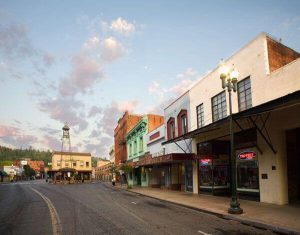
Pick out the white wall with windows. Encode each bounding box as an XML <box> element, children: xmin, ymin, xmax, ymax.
<box><xmin>164</xmin><ymin>91</ymin><xmax>192</xmax><ymax>154</ymax></box>
<box><xmin>168</xmin><ymin>32</ymin><xmax>300</xmax><ymax>204</ymax></box>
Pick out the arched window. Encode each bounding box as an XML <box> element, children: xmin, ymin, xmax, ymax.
<box><xmin>177</xmin><ymin>109</ymin><xmax>188</xmax><ymax>136</ymax></box>
<box><xmin>167</xmin><ymin>117</ymin><xmax>176</xmax><ymax>140</ymax></box>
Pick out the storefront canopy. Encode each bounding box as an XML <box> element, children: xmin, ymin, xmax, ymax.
<box><xmin>130</xmin><ymin>153</ymin><xmax>194</xmax><ymax>167</ymax></box>
<box><xmin>162</xmin><ymin>90</ymin><xmax>300</xmax><ymax>152</ymax></box>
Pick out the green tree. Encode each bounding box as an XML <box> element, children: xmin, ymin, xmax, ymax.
<box><xmin>23</xmin><ymin>165</ymin><xmax>35</xmax><ymax>178</ymax></box>
<box><xmin>119</xmin><ymin>163</ymin><xmax>133</xmax><ymax>188</ymax></box>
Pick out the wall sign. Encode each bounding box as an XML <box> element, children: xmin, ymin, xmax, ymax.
<box><xmin>200</xmin><ymin>159</ymin><xmax>211</xmax><ymax>165</ymax></box>
<box><xmin>238</xmin><ymin>151</ymin><xmax>256</xmax><ymax>160</ymax></box>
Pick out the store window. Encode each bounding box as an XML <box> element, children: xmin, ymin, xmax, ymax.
<box><xmin>212</xmin><ymin>91</ymin><xmax>227</xmax><ymax>122</ymax></box>
<box><xmin>197</xmin><ymin>141</ymin><xmax>230</xmax><ymax>194</ymax></box>
<box><xmin>236</xmin><ymin>149</ymin><xmax>259</xmax><ymax>192</ymax></box>
<box><xmin>238</xmin><ymin>77</ymin><xmax>252</xmax><ymax>112</ymax></box>
<box><xmin>196</xmin><ymin>103</ymin><xmax>204</xmax><ymax>128</ymax></box>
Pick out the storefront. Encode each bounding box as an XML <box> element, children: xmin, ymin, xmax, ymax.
<box><xmin>197</xmin><ymin>140</ymin><xmax>230</xmax><ymax>195</ymax></box>
<box><xmin>236</xmin><ymin>148</ymin><xmax>259</xmax><ymax>198</ymax></box>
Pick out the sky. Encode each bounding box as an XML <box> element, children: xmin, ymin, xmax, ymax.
<box><xmin>0</xmin><ymin>0</ymin><xmax>299</xmax><ymax>158</ymax></box>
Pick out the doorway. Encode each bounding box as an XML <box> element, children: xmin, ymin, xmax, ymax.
<box><xmin>286</xmin><ymin>128</ymin><xmax>300</xmax><ymax>203</ymax></box>
<box><xmin>185</xmin><ymin>162</ymin><xmax>193</xmax><ymax>192</ymax></box>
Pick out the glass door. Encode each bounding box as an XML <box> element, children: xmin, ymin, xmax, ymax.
<box><xmin>185</xmin><ymin>162</ymin><xmax>193</xmax><ymax>192</ymax></box>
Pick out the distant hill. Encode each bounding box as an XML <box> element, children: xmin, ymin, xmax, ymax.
<box><xmin>0</xmin><ymin>145</ymin><xmax>52</xmax><ymax>165</ymax></box>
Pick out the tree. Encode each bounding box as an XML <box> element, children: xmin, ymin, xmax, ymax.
<box><xmin>23</xmin><ymin>165</ymin><xmax>35</xmax><ymax>179</ymax></box>
<box><xmin>119</xmin><ymin>163</ymin><xmax>133</xmax><ymax>188</ymax></box>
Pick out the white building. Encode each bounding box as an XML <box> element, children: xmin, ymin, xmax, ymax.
<box><xmin>164</xmin><ymin>32</ymin><xmax>300</xmax><ymax>205</ymax></box>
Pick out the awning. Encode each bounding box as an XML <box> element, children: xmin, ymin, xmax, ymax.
<box><xmin>131</xmin><ymin>153</ymin><xmax>194</xmax><ymax>167</ymax></box>
<box><xmin>162</xmin><ymin>90</ymin><xmax>300</xmax><ymax>146</ymax></box>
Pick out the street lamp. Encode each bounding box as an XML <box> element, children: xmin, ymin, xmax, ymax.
<box><xmin>219</xmin><ymin>62</ymin><xmax>243</xmax><ymax>214</ymax></box>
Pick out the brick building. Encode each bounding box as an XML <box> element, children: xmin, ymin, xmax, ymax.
<box><xmin>114</xmin><ymin>111</ymin><xmax>141</xmax><ymax>166</ymax></box>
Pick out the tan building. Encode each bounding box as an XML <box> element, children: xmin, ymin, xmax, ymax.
<box><xmin>48</xmin><ymin>151</ymin><xmax>92</xmax><ymax>183</ymax></box>
<box><xmin>95</xmin><ymin>160</ymin><xmax>113</xmax><ymax>181</ymax></box>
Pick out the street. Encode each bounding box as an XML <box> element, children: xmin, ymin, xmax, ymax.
<box><xmin>0</xmin><ymin>181</ymin><xmax>276</xmax><ymax>235</ymax></box>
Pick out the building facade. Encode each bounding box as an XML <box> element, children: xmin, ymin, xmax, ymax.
<box><xmin>114</xmin><ymin>111</ymin><xmax>141</xmax><ymax>167</ymax></box>
<box><xmin>48</xmin><ymin>151</ymin><xmax>92</xmax><ymax>183</ymax></box>
<box><xmin>126</xmin><ymin>114</ymin><xmax>164</xmax><ymax>186</ymax></box>
<box><xmin>165</xmin><ymin>33</ymin><xmax>300</xmax><ymax>205</ymax></box>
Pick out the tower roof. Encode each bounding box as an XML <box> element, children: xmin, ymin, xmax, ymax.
<box><xmin>62</xmin><ymin>124</ymin><xmax>70</xmax><ymax>131</ymax></box>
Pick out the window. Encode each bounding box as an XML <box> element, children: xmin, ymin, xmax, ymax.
<box><xmin>238</xmin><ymin>77</ymin><xmax>252</xmax><ymax>111</ymax></box>
<box><xmin>65</xmin><ymin>161</ymin><xmax>69</xmax><ymax>167</ymax></box>
<box><xmin>129</xmin><ymin>143</ymin><xmax>132</xmax><ymax>157</ymax></box>
<box><xmin>139</xmin><ymin>136</ymin><xmax>143</xmax><ymax>152</ymax></box>
<box><xmin>57</xmin><ymin>160</ymin><xmax>61</xmax><ymax>166</ymax></box>
<box><xmin>212</xmin><ymin>91</ymin><xmax>227</xmax><ymax>122</ymax></box>
<box><xmin>177</xmin><ymin>110</ymin><xmax>188</xmax><ymax>136</ymax></box>
<box><xmin>134</xmin><ymin>140</ymin><xmax>137</xmax><ymax>154</ymax></box>
<box><xmin>86</xmin><ymin>162</ymin><xmax>89</xmax><ymax>167</ymax></box>
<box><xmin>170</xmin><ymin>122</ymin><xmax>175</xmax><ymax>138</ymax></box>
<box><xmin>73</xmin><ymin>162</ymin><xmax>76</xmax><ymax>167</ymax></box>
<box><xmin>167</xmin><ymin>117</ymin><xmax>176</xmax><ymax>140</ymax></box>
<box><xmin>181</xmin><ymin>115</ymin><xmax>187</xmax><ymax>135</ymax></box>
<box><xmin>196</xmin><ymin>103</ymin><xmax>204</xmax><ymax>128</ymax></box>
<box><xmin>80</xmin><ymin>161</ymin><xmax>84</xmax><ymax>167</ymax></box>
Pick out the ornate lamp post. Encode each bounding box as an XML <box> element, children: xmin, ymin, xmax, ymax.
<box><xmin>219</xmin><ymin>63</ymin><xmax>243</xmax><ymax>214</ymax></box>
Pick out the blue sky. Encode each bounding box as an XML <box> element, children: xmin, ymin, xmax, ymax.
<box><xmin>0</xmin><ymin>0</ymin><xmax>299</xmax><ymax>157</ymax></box>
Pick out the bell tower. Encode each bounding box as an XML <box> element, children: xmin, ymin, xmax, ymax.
<box><xmin>61</xmin><ymin>123</ymin><xmax>71</xmax><ymax>152</ymax></box>
<box><xmin>61</xmin><ymin>123</ymin><xmax>72</xmax><ymax>167</ymax></box>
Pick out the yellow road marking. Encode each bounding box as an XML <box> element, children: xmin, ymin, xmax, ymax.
<box><xmin>31</xmin><ymin>188</ymin><xmax>61</xmax><ymax>235</ymax></box>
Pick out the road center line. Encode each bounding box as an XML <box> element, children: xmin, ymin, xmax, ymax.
<box><xmin>197</xmin><ymin>230</ymin><xmax>211</xmax><ymax>235</ymax></box>
<box><xmin>31</xmin><ymin>188</ymin><xmax>61</xmax><ymax>235</ymax></box>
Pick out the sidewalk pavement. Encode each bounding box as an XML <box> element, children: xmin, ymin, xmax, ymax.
<box><xmin>108</xmin><ymin>182</ymin><xmax>300</xmax><ymax>235</ymax></box>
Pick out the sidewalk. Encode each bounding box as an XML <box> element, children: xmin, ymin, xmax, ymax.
<box><xmin>109</xmin><ymin>182</ymin><xmax>300</xmax><ymax>235</ymax></box>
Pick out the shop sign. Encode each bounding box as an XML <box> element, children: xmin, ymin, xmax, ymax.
<box><xmin>200</xmin><ymin>158</ymin><xmax>211</xmax><ymax>165</ymax></box>
<box><xmin>238</xmin><ymin>151</ymin><xmax>256</xmax><ymax>160</ymax></box>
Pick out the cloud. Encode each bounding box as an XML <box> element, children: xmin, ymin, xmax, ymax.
<box><xmin>0</xmin><ymin>125</ymin><xmax>38</xmax><ymax>148</ymax></box>
<box><xmin>59</xmin><ymin>54</ymin><xmax>104</xmax><ymax>96</ymax></box>
<box><xmin>43</xmin><ymin>53</ymin><xmax>55</xmax><ymax>67</ymax></box>
<box><xmin>167</xmin><ymin>79</ymin><xmax>196</xmax><ymax>96</ymax></box>
<box><xmin>38</xmin><ymin>97</ymin><xmax>88</xmax><ymax>132</ymax></box>
<box><xmin>110</xmin><ymin>17</ymin><xmax>135</xmax><ymax>35</ymax></box>
<box><xmin>88</xmin><ymin>105</ymin><xmax>102</xmax><ymax>118</ymax></box>
<box><xmin>0</xmin><ymin>23</ymin><xmax>36</xmax><ymax>59</ymax></box>
<box><xmin>83</xmin><ymin>36</ymin><xmax>100</xmax><ymax>50</ymax></box>
<box><xmin>101</xmin><ymin>37</ymin><xmax>124</xmax><ymax>62</ymax></box>
<box><xmin>0</xmin><ymin>125</ymin><xmax>19</xmax><ymax>137</ymax></box>
<box><xmin>176</xmin><ymin>68</ymin><xmax>198</xmax><ymax>79</ymax></box>
<box><xmin>42</xmin><ymin>135</ymin><xmax>61</xmax><ymax>151</ymax></box>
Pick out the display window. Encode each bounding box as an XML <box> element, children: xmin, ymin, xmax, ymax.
<box><xmin>199</xmin><ymin>159</ymin><xmax>213</xmax><ymax>187</ymax></box>
<box><xmin>236</xmin><ymin>149</ymin><xmax>259</xmax><ymax>193</ymax></box>
<box><xmin>199</xmin><ymin>157</ymin><xmax>230</xmax><ymax>189</ymax></box>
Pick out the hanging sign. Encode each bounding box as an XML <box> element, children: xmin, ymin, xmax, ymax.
<box><xmin>238</xmin><ymin>151</ymin><xmax>256</xmax><ymax>160</ymax></box>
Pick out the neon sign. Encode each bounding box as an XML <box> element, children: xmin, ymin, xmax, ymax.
<box><xmin>238</xmin><ymin>151</ymin><xmax>256</xmax><ymax>160</ymax></box>
<box><xmin>200</xmin><ymin>159</ymin><xmax>211</xmax><ymax>165</ymax></box>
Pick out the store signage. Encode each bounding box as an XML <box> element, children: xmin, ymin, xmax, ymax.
<box><xmin>200</xmin><ymin>159</ymin><xmax>211</xmax><ymax>165</ymax></box>
<box><xmin>238</xmin><ymin>151</ymin><xmax>256</xmax><ymax>160</ymax></box>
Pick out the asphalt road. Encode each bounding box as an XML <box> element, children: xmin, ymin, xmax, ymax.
<box><xmin>0</xmin><ymin>180</ymin><xmax>277</xmax><ymax>235</ymax></box>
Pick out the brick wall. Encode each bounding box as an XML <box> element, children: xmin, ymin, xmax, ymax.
<box><xmin>267</xmin><ymin>37</ymin><xmax>300</xmax><ymax>73</ymax></box>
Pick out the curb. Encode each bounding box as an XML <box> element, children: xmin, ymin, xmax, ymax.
<box><xmin>101</xmin><ymin>182</ymin><xmax>300</xmax><ymax>235</ymax></box>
